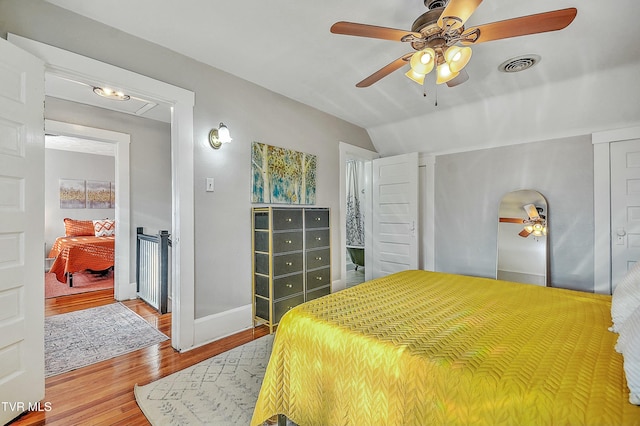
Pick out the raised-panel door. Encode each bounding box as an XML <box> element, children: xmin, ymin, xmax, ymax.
<box><xmin>611</xmin><ymin>139</ymin><xmax>640</xmax><ymax>291</ymax></box>
<box><xmin>0</xmin><ymin>37</ymin><xmax>45</xmax><ymax>425</ymax></box>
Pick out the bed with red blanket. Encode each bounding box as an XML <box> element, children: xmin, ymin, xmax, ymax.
<box><xmin>48</xmin><ymin>218</ymin><xmax>115</xmax><ymax>286</ymax></box>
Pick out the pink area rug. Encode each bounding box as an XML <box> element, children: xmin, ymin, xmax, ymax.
<box><xmin>45</xmin><ymin>270</ymin><xmax>113</xmax><ymax>298</ymax></box>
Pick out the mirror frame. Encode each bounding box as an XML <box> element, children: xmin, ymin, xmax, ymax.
<box><xmin>497</xmin><ymin>189</ymin><xmax>549</xmax><ymax>286</ymax></box>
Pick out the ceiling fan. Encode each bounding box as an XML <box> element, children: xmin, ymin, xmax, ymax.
<box><xmin>330</xmin><ymin>0</ymin><xmax>577</xmax><ymax>88</ymax></box>
<box><xmin>500</xmin><ymin>204</ymin><xmax>547</xmax><ymax>238</ymax></box>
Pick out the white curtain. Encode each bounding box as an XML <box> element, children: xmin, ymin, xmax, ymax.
<box><xmin>346</xmin><ymin>160</ymin><xmax>364</xmax><ymax>246</ymax></box>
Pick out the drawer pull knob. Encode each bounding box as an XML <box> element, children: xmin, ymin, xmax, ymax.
<box><xmin>316</xmin><ymin>237</ymin><xmax>322</xmax><ymax>241</ymax></box>
<box><xmin>286</xmin><ymin>284</ymin><xmax>292</xmax><ymax>288</ymax></box>
<box><xmin>285</xmin><ymin>262</ymin><xmax>293</xmax><ymax>266</ymax></box>
<box><xmin>286</xmin><ymin>218</ymin><xmax>292</xmax><ymax>222</ymax></box>
<box><xmin>287</xmin><ymin>306</ymin><xmax>292</xmax><ymax>311</ymax></box>
<box><xmin>316</xmin><ymin>277</ymin><xmax>322</xmax><ymax>281</ymax></box>
<box><xmin>315</xmin><ymin>217</ymin><xmax>321</xmax><ymax>221</ymax></box>
<box><xmin>315</xmin><ymin>257</ymin><xmax>322</xmax><ymax>261</ymax></box>
<box><xmin>285</xmin><ymin>240</ymin><xmax>292</xmax><ymax>244</ymax></box>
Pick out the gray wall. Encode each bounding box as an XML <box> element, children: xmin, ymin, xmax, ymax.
<box><xmin>0</xmin><ymin>0</ymin><xmax>376</xmax><ymax>319</ymax></box>
<box><xmin>434</xmin><ymin>135</ymin><xmax>594</xmax><ymax>292</ymax></box>
<box><xmin>44</xmin><ymin>148</ymin><xmax>115</xmax><ymax>249</ymax></box>
<box><xmin>44</xmin><ymin>97</ymin><xmax>172</xmax><ymax>283</ymax></box>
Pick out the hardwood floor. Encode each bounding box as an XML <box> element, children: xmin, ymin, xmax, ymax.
<box><xmin>12</xmin><ymin>289</ymin><xmax>268</xmax><ymax>425</ymax></box>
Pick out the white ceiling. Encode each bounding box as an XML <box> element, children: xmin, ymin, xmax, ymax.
<box><xmin>44</xmin><ymin>0</ymin><xmax>640</xmax><ymax>153</ymax></box>
<box><xmin>46</xmin><ymin>74</ymin><xmax>171</xmax><ymax>123</ymax></box>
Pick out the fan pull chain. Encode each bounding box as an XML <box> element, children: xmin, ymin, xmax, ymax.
<box><xmin>434</xmin><ymin>82</ymin><xmax>438</xmax><ymax>106</ymax></box>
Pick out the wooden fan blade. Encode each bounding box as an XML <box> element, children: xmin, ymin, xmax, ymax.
<box><xmin>331</xmin><ymin>21</ymin><xmax>422</xmax><ymax>42</ymax></box>
<box><xmin>461</xmin><ymin>8</ymin><xmax>577</xmax><ymax>45</ymax></box>
<box><xmin>446</xmin><ymin>69</ymin><xmax>469</xmax><ymax>87</ymax></box>
<box><xmin>500</xmin><ymin>217</ymin><xmax>525</xmax><ymax>224</ymax></box>
<box><xmin>356</xmin><ymin>53</ymin><xmax>413</xmax><ymax>88</ymax></box>
<box><xmin>519</xmin><ymin>228</ymin><xmax>531</xmax><ymax>238</ymax></box>
<box><xmin>438</xmin><ymin>0</ymin><xmax>483</xmax><ymax>29</ymax></box>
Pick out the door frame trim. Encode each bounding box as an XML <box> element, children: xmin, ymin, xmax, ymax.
<box><xmin>45</xmin><ymin>120</ymin><xmax>132</xmax><ymax>299</ymax></box>
<box><xmin>9</xmin><ymin>34</ymin><xmax>196</xmax><ymax>351</ymax></box>
<box><xmin>593</xmin><ymin>126</ymin><xmax>640</xmax><ymax>294</ymax></box>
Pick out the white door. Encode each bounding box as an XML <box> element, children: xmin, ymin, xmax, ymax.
<box><xmin>611</xmin><ymin>139</ymin><xmax>640</xmax><ymax>291</ymax></box>
<box><xmin>371</xmin><ymin>153</ymin><xmax>419</xmax><ymax>279</ymax></box>
<box><xmin>0</xmin><ymin>38</ymin><xmax>45</xmax><ymax>423</ymax></box>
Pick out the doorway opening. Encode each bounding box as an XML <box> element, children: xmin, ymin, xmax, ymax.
<box><xmin>338</xmin><ymin>142</ymin><xmax>378</xmax><ymax>291</ymax></box>
<box><xmin>44</xmin><ymin>136</ymin><xmax>115</xmax><ymax>298</ymax></box>
<box><xmin>10</xmin><ymin>33</ymin><xmax>195</xmax><ymax>351</ymax></box>
<box><xmin>44</xmin><ymin>121</ymin><xmax>130</xmax><ymax>300</ymax></box>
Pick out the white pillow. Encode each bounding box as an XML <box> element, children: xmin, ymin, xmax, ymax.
<box><xmin>93</xmin><ymin>219</ymin><xmax>115</xmax><ymax>237</ymax></box>
<box><xmin>611</xmin><ymin>261</ymin><xmax>640</xmax><ymax>333</ymax></box>
<box><xmin>619</xmin><ymin>304</ymin><xmax>640</xmax><ymax>405</ymax></box>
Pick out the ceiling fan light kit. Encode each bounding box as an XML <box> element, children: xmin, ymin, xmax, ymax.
<box><xmin>330</xmin><ymin>0</ymin><xmax>577</xmax><ymax>89</ymax></box>
<box><xmin>435</xmin><ymin>62</ymin><xmax>459</xmax><ymax>84</ymax></box>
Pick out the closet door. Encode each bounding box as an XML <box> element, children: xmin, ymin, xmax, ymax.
<box><xmin>611</xmin><ymin>139</ymin><xmax>640</xmax><ymax>291</ymax></box>
<box><xmin>371</xmin><ymin>153</ymin><xmax>419</xmax><ymax>279</ymax></box>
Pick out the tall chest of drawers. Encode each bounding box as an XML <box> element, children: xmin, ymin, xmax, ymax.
<box><xmin>252</xmin><ymin>207</ymin><xmax>331</xmax><ymax>333</ymax></box>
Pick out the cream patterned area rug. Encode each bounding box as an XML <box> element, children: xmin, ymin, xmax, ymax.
<box><xmin>135</xmin><ymin>334</ymin><xmax>276</xmax><ymax>425</ymax></box>
<box><xmin>45</xmin><ymin>302</ymin><xmax>169</xmax><ymax>377</ymax></box>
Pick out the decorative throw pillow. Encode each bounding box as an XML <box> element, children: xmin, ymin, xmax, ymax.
<box><xmin>93</xmin><ymin>219</ymin><xmax>115</xmax><ymax>237</ymax></box>
<box><xmin>611</xmin><ymin>261</ymin><xmax>640</xmax><ymax>333</ymax></box>
<box><xmin>63</xmin><ymin>218</ymin><xmax>95</xmax><ymax>237</ymax></box>
<box><xmin>620</xmin><ymin>304</ymin><xmax>640</xmax><ymax>405</ymax></box>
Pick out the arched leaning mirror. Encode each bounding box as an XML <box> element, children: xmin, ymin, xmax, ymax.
<box><xmin>497</xmin><ymin>189</ymin><xmax>549</xmax><ymax>286</ymax></box>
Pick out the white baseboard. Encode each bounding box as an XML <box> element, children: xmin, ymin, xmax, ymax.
<box><xmin>332</xmin><ymin>279</ymin><xmax>345</xmax><ymax>292</ymax></box>
<box><xmin>114</xmin><ymin>281</ymin><xmax>138</xmax><ymax>301</ymax></box>
<box><xmin>193</xmin><ymin>304</ymin><xmax>253</xmax><ymax>349</ymax></box>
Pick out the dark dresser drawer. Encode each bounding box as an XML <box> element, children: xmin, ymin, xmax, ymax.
<box><xmin>305</xmin><ymin>209</ymin><xmax>329</xmax><ymax>229</ymax></box>
<box><xmin>254</xmin><ymin>211</ymin><xmax>269</xmax><ymax>230</ymax></box>
<box><xmin>306</xmin><ymin>229</ymin><xmax>329</xmax><ymax>250</ymax></box>
<box><xmin>273</xmin><ymin>252</ymin><xmax>303</xmax><ymax>276</ymax></box>
<box><xmin>306</xmin><ymin>248</ymin><xmax>330</xmax><ymax>270</ymax></box>
<box><xmin>273</xmin><ymin>231</ymin><xmax>303</xmax><ymax>253</ymax></box>
<box><xmin>254</xmin><ymin>274</ymin><xmax>270</xmax><ymax>298</ymax></box>
<box><xmin>254</xmin><ymin>230</ymin><xmax>269</xmax><ymax>252</ymax></box>
<box><xmin>273</xmin><ymin>209</ymin><xmax>303</xmax><ymax>230</ymax></box>
<box><xmin>254</xmin><ymin>296</ymin><xmax>270</xmax><ymax>321</ymax></box>
<box><xmin>254</xmin><ymin>252</ymin><xmax>269</xmax><ymax>275</ymax></box>
<box><xmin>307</xmin><ymin>266</ymin><xmax>330</xmax><ymax>291</ymax></box>
<box><xmin>273</xmin><ymin>273</ymin><xmax>304</xmax><ymax>300</ymax></box>
<box><xmin>306</xmin><ymin>285</ymin><xmax>330</xmax><ymax>301</ymax></box>
<box><xmin>274</xmin><ymin>294</ymin><xmax>305</xmax><ymax>323</ymax></box>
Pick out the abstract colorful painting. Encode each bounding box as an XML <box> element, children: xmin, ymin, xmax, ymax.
<box><xmin>110</xmin><ymin>182</ymin><xmax>116</xmax><ymax>208</ymax></box>
<box><xmin>86</xmin><ymin>180</ymin><xmax>112</xmax><ymax>209</ymax></box>
<box><xmin>251</xmin><ymin>142</ymin><xmax>316</xmax><ymax>204</ymax></box>
<box><xmin>59</xmin><ymin>179</ymin><xmax>86</xmax><ymax>209</ymax></box>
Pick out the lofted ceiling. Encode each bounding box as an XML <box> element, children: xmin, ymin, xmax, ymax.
<box><xmin>44</xmin><ymin>0</ymin><xmax>640</xmax><ymax>154</ymax></box>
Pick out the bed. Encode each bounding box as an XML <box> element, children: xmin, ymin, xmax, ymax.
<box><xmin>48</xmin><ymin>218</ymin><xmax>115</xmax><ymax>286</ymax></box>
<box><xmin>251</xmin><ymin>270</ymin><xmax>640</xmax><ymax>425</ymax></box>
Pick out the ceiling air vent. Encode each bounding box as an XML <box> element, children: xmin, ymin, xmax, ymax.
<box><xmin>498</xmin><ymin>55</ymin><xmax>541</xmax><ymax>73</ymax></box>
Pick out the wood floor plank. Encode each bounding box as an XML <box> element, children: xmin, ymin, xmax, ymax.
<box><xmin>12</xmin><ymin>290</ymin><xmax>269</xmax><ymax>425</ymax></box>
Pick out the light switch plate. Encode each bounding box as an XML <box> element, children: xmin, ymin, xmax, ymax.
<box><xmin>206</xmin><ymin>177</ymin><xmax>214</xmax><ymax>192</ymax></box>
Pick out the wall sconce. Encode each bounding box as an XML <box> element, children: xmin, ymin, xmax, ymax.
<box><xmin>209</xmin><ymin>122</ymin><xmax>232</xmax><ymax>149</ymax></box>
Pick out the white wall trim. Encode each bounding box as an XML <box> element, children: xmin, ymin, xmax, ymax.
<box><xmin>592</xmin><ymin>126</ymin><xmax>640</xmax><ymax>294</ymax></box>
<box><xmin>44</xmin><ymin>120</ymin><xmax>134</xmax><ymax>299</ymax></box>
<box><xmin>10</xmin><ymin>34</ymin><xmax>196</xmax><ymax>351</ymax></box>
<box><xmin>419</xmin><ymin>154</ymin><xmax>436</xmax><ymax>271</ymax></box>
<box><xmin>193</xmin><ymin>304</ymin><xmax>253</xmax><ymax>349</ymax></box>
<box><xmin>338</xmin><ymin>142</ymin><xmax>379</xmax><ymax>291</ymax></box>
<box><xmin>593</xmin><ymin>126</ymin><xmax>640</xmax><ymax>145</ymax></box>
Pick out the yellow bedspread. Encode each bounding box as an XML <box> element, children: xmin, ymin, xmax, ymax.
<box><xmin>251</xmin><ymin>270</ymin><xmax>640</xmax><ymax>425</ymax></box>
